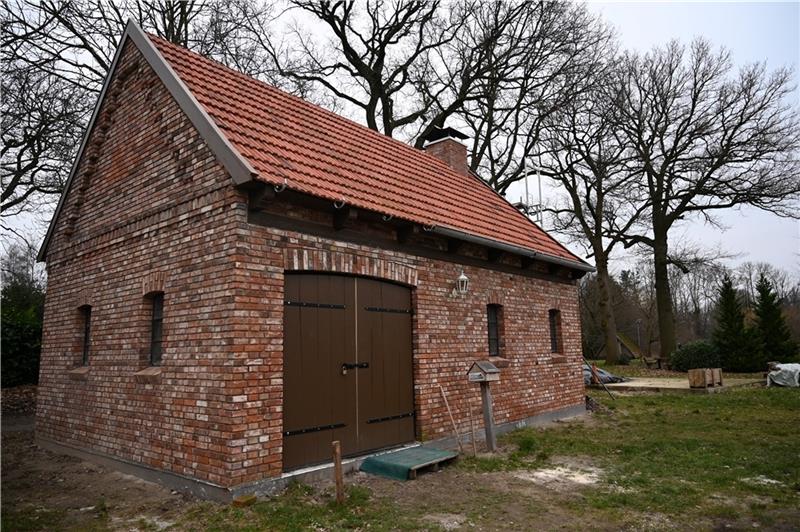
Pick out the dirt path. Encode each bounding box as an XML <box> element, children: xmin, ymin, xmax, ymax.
<box><xmin>1</xmin><ymin>427</ymin><xmax>193</xmax><ymax>530</ymax></box>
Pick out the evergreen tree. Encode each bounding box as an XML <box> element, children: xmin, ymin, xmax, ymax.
<box><xmin>712</xmin><ymin>274</ymin><xmax>763</xmax><ymax>372</ymax></box>
<box><xmin>1</xmin><ymin>242</ymin><xmax>46</xmax><ymax>387</ymax></box>
<box><xmin>753</xmin><ymin>274</ymin><xmax>799</xmax><ymax>362</ymax></box>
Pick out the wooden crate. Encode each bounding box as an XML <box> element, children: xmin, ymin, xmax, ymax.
<box><xmin>688</xmin><ymin>368</ymin><xmax>724</xmax><ymax>388</ymax></box>
<box><xmin>688</xmin><ymin>369</ymin><xmax>708</xmax><ymax>388</ymax></box>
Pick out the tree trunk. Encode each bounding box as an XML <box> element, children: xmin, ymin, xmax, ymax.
<box><xmin>595</xmin><ymin>254</ymin><xmax>621</xmax><ymax>364</ymax></box>
<box><xmin>653</xmin><ymin>232</ymin><xmax>676</xmax><ymax>360</ymax></box>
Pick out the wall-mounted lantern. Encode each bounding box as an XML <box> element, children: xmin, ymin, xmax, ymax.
<box><xmin>454</xmin><ymin>270</ymin><xmax>469</xmax><ymax>296</ymax></box>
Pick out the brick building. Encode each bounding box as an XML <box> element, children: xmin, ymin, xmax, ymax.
<box><xmin>36</xmin><ymin>21</ymin><xmax>593</xmax><ymax>499</ymax></box>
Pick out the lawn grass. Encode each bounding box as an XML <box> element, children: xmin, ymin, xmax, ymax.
<box><xmin>174</xmin><ymin>387</ymin><xmax>798</xmax><ymax>530</ymax></box>
<box><xmin>177</xmin><ymin>482</ymin><xmax>424</xmax><ymax>531</ymax></box>
<box><xmin>465</xmin><ymin>387</ymin><xmax>799</xmax><ymax>521</ymax></box>
<box><xmin>1</xmin><ymin>504</ymin><xmax>109</xmax><ymax>532</ymax></box>
<box><xmin>7</xmin><ymin>387</ymin><xmax>796</xmax><ymax>530</ymax></box>
<box><xmin>177</xmin><ymin>387</ymin><xmax>798</xmax><ymax>529</ymax></box>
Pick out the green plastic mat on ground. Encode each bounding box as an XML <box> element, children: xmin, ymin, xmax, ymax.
<box><xmin>359</xmin><ymin>447</ymin><xmax>458</xmax><ymax>481</ymax></box>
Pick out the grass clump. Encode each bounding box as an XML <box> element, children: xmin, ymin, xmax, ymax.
<box><xmin>0</xmin><ymin>508</ymin><xmax>67</xmax><ymax>532</ymax></box>
<box><xmin>182</xmin><ymin>481</ymin><xmax>421</xmax><ymax>531</ymax></box>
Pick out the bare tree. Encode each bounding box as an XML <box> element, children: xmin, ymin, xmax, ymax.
<box><xmin>264</xmin><ymin>0</ymin><xmax>602</xmax><ymax>158</ymax></box>
<box><xmin>668</xmin><ymin>247</ymin><xmax>731</xmax><ymax>341</ymax></box>
<box><xmin>736</xmin><ymin>261</ymin><xmax>794</xmax><ymax>305</ymax></box>
<box><xmin>537</xmin><ymin>66</ymin><xmax>645</xmax><ymax>363</ymax></box>
<box><xmin>462</xmin><ymin>2</ymin><xmax>613</xmax><ymax>193</ymax></box>
<box><xmin>1</xmin><ymin>66</ymin><xmax>90</xmax><ymax>217</ymax></box>
<box><xmin>1</xmin><ymin>0</ymin><xmax>277</xmax><ymax>221</ymax></box>
<box><xmin>613</xmin><ymin>39</ymin><xmax>800</xmax><ymax>359</ymax></box>
<box><xmin>411</xmin><ymin>0</ymin><xmax>532</xmax><ymax>150</ymax></box>
<box><xmin>617</xmin><ymin>266</ymin><xmax>660</xmax><ymax>355</ymax></box>
<box><xmin>261</xmin><ymin>0</ymin><xmax>462</xmax><ymax>136</ymax></box>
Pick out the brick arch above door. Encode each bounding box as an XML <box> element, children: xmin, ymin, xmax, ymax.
<box><xmin>283</xmin><ymin>248</ymin><xmax>418</xmax><ymax>287</ymax></box>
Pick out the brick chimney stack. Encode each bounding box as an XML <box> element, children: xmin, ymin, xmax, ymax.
<box><xmin>421</xmin><ymin>127</ymin><xmax>469</xmax><ymax>176</ymax></box>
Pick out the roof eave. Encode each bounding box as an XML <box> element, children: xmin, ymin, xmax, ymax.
<box><xmin>37</xmin><ymin>19</ymin><xmax>257</xmax><ymax>262</ymax></box>
<box><xmin>431</xmin><ymin>225</ymin><xmax>595</xmax><ymax>274</ymax></box>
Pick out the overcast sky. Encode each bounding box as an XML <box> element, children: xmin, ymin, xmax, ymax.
<box><xmin>511</xmin><ymin>0</ymin><xmax>799</xmax><ymax>273</ymax></box>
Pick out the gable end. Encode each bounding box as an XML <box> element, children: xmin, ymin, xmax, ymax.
<box><xmin>37</xmin><ymin>20</ymin><xmax>257</xmax><ymax>262</ymax></box>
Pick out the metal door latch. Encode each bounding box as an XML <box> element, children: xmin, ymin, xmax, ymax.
<box><xmin>341</xmin><ymin>362</ymin><xmax>369</xmax><ymax>375</ymax></box>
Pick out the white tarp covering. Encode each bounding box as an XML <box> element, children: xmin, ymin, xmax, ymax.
<box><xmin>767</xmin><ymin>363</ymin><xmax>800</xmax><ymax>387</ymax></box>
<box><xmin>582</xmin><ymin>364</ymin><xmax>627</xmax><ymax>385</ymax></box>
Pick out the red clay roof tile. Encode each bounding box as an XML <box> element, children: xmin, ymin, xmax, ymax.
<box><xmin>151</xmin><ymin>35</ymin><xmax>584</xmax><ymax>264</ymax></box>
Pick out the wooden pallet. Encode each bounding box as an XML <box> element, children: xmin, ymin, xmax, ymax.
<box><xmin>360</xmin><ymin>447</ymin><xmax>458</xmax><ymax>481</ymax></box>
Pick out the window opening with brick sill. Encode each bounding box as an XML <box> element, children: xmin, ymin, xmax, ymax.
<box><xmin>488</xmin><ymin>356</ymin><xmax>511</xmax><ymax>368</ymax></box>
<box><xmin>148</xmin><ymin>292</ymin><xmax>164</xmax><ymax>366</ymax></box>
<box><xmin>79</xmin><ymin>304</ymin><xmax>92</xmax><ymax>366</ymax></box>
<box><xmin>67</xmin><ymin>366</ymin><xmax>90</xmax><ymax>381</ymax></box>
<box><xmin>548</xmin><ymin>309</ymin><xmax>563</xmax><ymax>354</ymax></box>
<box><xmin>134</xmin><ymin>366</ymin><xmax>162</xmax><ymax>384</ymax></box>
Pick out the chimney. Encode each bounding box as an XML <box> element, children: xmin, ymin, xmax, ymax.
<box><xmin>421</xmin><ymin>127</ymin><xmax>469</xmax><ymax>176</ymax></box>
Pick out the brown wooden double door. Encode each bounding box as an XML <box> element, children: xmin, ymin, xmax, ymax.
<box><xmin>282</xmin><ymin>273</ymin><xmax>415</xmax><ymax>471</ymax></box>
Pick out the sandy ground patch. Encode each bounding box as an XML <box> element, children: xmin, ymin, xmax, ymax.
<box><xmin>513</xmin><ymin>465</ymin><xmax>602</xmax><ymax>490</ymax></box>
<box><xmin>422</xmin><ymin>512</ymin><xmax>469</xmax><ymax>530</ymax></box>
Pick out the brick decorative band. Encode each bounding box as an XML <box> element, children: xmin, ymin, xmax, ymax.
<box><xmin>284</xmin><ymin>248</ymin><xmax>418</xmax><ymax>286</ymax></box>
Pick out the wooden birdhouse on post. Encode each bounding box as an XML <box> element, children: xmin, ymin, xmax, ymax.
<box><xmin>467</xmin><ymin>361</ymin><xmax>501</xmax><ymax>451</ymax></box>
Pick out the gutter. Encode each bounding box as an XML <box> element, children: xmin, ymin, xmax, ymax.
<box><xmin>431</xmin><ymin>226</ymin><xmax>596</xmax><ymax>273</ymax></box>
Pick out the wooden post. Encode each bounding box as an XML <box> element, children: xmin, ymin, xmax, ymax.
<box><xmin>480</xmin><ymin>381</ymin><xmax>497</xmax><ymax>452</ymax></box>
<box><xmin>332</xmin><ymin>440</ymin><xmax>344</xmax><ymax>504</ymax></box>
<box><xmin>469</xmin><ymin>405</ymin><xmax>478</xmax><ymax>456</ymax></box>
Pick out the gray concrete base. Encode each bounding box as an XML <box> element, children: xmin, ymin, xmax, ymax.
<box><xmin>37</xmin><ymin>403</ymin><xmax>586</xmax><ymax>501</ymax></box>
<box><xmin>36</xmin><ymin>437</ymin><xmax>232</xmax><ymax>502</ymax></box>
<box><xmin>422</xmin><ymin>403</ymin><xmax>586</xmax><ymax>453</ymax></box>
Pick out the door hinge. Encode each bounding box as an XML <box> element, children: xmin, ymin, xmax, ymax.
<box><xmin>366</xmin><ymin>411</ymin><xmax>415</xmax><ymax>424</ymax></box>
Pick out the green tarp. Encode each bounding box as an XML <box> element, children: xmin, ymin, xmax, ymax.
<box><xmin>360</xmin><ymin>447</ymin><xmax>458</xmax><ymax>481</ymax></box>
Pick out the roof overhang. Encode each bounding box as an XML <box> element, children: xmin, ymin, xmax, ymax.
<box><xmin>37</xmin><ymin>20</ymin><xmax>257</xmax><ymax>262</ymax></box>
<box><xmin>431</xmin><ymin>225</ymin><xmax>595</xmax><ymax>274</ymax></box>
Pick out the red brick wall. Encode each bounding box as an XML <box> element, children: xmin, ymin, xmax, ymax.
<box><xmin>38</xmin><ymin>39</ymin><xmax>584</xmax><ymax>490</ymax></box>
<box><xmin>230</xmin><ymin>223</ymin><xmax>584</xmax><ymax>483</ymax></box>
<box><xmin>37</xmin><ymin>41</ymin><xmax>251</xmax><ymax>487</ymax></box>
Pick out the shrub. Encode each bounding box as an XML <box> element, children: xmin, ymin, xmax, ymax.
<box><xmin>670</xmin><ymin>341</ymin><xmax>721</xmax><ymax>372</ymax></box>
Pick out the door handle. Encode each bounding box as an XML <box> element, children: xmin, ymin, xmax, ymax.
<box><xmin>341</xmin><ymin>362</ymin><xmax>369</xmax><ymax>375</ymax></box>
